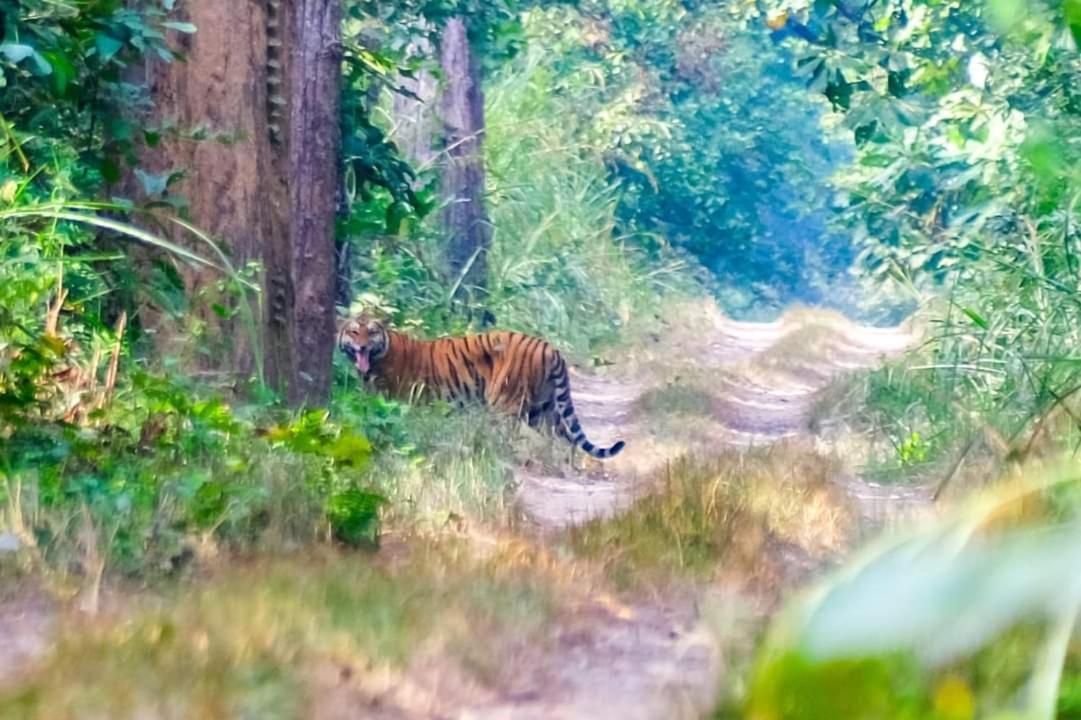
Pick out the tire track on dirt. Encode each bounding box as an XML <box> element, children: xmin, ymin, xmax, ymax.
<box><xmin>495</xmin><ymin>308</ymin><xmax>931</xmax><ymax>720</ymax></box>
<box><xmin>0</xmin><ymin>307</ymin><xmax>930</xmax><ymax>720</ymax></box>
<box><xmin>517</xmin><ymin>311</ymin><xmax>928</xmax><ymax>532</ymax></box>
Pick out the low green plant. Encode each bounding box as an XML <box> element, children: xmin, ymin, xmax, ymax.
<box><xmin>728</xmin><ymin>465</ymin><xmax>1081</xmax><ymax>719</ymax></box>
<box><xmin>1</xmin><ymin>363</ymin><xmax>385</xmax><ymax>577</ymax></box>
<box><xmin>330</xmin><ymin>356</ymin><xmax>523</xmax><ymax>527</ymax></box>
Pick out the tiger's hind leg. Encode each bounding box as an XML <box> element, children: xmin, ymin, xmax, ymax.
<box><xmin>551</xmin><ymin>413</ymin><xmax>581</xmax><ymax>471</ymax></box>
<box><xmin>525</xmin><ymin>400</ymin><xmax>569</xmax><ymax>468</ymax></box>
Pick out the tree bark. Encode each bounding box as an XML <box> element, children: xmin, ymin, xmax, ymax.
<box><xmin>131</xmin><ymin>0</ymin><xmax>341</xmax><ymax>406</ymax></box>
<box><xmin>392</xmin><ymin>30</ymin><xmax>439</xmax><ymax>171</ymax></box>
<box><xmin>284</xmin><ymin>0</ymin><xmax>342</xmax><ymax>405</ymax></box>
<box><xmin>132</xmin><ymin>1</ymin><xmax>284</xmax><ymax>382</ymax></box>
<box><xmin>439</xmin><ymin>16</ymin><xmax>491</xmax><ymax>296</ymax></box>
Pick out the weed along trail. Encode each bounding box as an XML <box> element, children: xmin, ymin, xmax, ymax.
<box><xmin>0</xmin><ymin>304</ymin><xmax>933</xmax><ymax>720</ymax></box>
<box><xmin>517</xmin><ymin>304</ymin><xmax>927</xmax><ymax>535</ymax></box>
<box><xmin>496</xmin><ymin>302</ymin><xmax>931</xmax><ymax>720</ymax></box>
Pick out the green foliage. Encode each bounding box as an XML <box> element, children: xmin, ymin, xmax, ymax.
<box><xmin>504</xmin><ymin>2</ymin><xmax>861</xmax><ymax>316</ymax></box>
<box><xmin>1</xmin><ymin>364</ymin><xmax>385</xmax><ymax>573</ymax></box>
<box><xmin>340</xmin><ymin>13</ymin><xmax>435</xmax><ymax>225</ymax></box>
<box><xmin>1</xmin><ymin>0</ymin><xmax>185</xmax><ymax>189</ymax></box>
<box><xmin>340</xmin><ymin>4</ymin><xmax>700</xmax><ymax>355</ymax></box>
<box><xmin>751</xmin><ymin>0</ymin><xmax>1081</xmax><ymax>466</ymax></box>
<box><xmin>483</xmin><ymin>26</ymin><xmax>697</xmax><ymax>352</ymax></box>
<box><xmin>349</xmin><ymin>0</ymin><xmax>524</xmax><ymax>64</ymax></box>
<box><xmin>737</xmin><ymin>652</ymin><xmax>929</xmax><ymax>720</ymax></box>
<box><xmin>736</xmin><ymin>470</ymin><xmax>1081</xmax><ymax>719</ymax></box>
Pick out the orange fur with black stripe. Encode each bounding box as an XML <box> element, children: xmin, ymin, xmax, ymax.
<box><xmin>337</xmin><ymin>314</ymin><xmax>625</xmax><ymax>459</ymax></box>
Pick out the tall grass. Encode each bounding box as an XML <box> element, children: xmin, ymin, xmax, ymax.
<box><xmin>844</xmin><ymin>209</ymin><xmax>1081</xmax><ymax>484</ymax></box>
<box><xmin>564</xmin><ymin>445</ymin><xmax>853</xmax><ymax>593</ymax></box>
<box><xmin>483</xmin><ymin>35</ymin><xmax>695</xmax><ymax>357</ymax></box>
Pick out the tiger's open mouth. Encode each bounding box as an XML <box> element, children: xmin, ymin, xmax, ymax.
<box><xmin>342</xmin><ymin>344</ymin><xmax>370</xmax><ymax>375</ymax></box>
<box><xmin>354</xmin><ymin>349</ymin><xmax>370</xmax><ymax>375</ymax></box>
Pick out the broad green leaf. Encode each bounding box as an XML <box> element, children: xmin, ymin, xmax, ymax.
<box><xmin>95</xmin><ymin>34</ymin><xmax>124</xmax><ymax>62</ymax></box>
<box><xmin>135</xmin><ymin>168</ymin><xmax>170</xmax><ymax>197</ymax></box>
<box><xmin>0</xmin><ymin>44</ymin><xmax>36</xmax><ymax>64</ymax></box>
<box><xmin>42</xmin><ymin>50</ymin><xmax>75</xmax><ymax>95</ymax></box>
<box><xmin>162</xmin><ymin>21</ymin><xmax>197</xmax><ymax>34</ymax></box>
<box><xmin>1067</xmin><ymin>0</ymin><xmax>1081</xmax><ymax>45</ymax></box>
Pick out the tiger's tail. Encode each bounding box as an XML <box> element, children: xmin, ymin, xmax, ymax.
<box><xmin>549</xmin><ymin>356</ymin><xmax>626</xmax><ymax>460</ymax></box>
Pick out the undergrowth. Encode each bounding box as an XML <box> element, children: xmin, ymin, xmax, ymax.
<box><xmin>0</xmin><ymin>541</ymin><xmax>558</xmax><ymax>719</ymax></box>
<box><xmin>565</xmin><ymin>445</ymin><xmax>853</xmax><ymax>593</ymax></box>
<box><xmin>1</xmin><ymin>365</ymin><xmax>386</xmax><ymax>581</ymax></box>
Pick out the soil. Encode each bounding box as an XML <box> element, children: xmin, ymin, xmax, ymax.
<box><xmin>473</xmin><ymin>304</ymin><xmax>931</xmax><ymax>719</ymax></box>
<box><xmin>0</xmin><ymin>303</ymin><xmax>933</xmax><ymax>719</ymax></box>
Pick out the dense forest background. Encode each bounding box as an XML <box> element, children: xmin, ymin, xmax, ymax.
<box><xmin>2</xmin><ymin>0</ymin><xmax>1081</xmax><ymax>717</ymax></box>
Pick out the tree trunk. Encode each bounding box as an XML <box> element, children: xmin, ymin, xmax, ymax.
<box><xmin>392</xmin><ymin>30</ymin><xmax>439</xmax><ymax>171</ymax></box>
<box><xmin>131</xmin><ymin>1</ymin><xmax>283</xmax><ymax>382</ymax></box>
<box><xmin>440</xmin><ymin>16</ymin><xmax>490</xmax><ymax>297</ymax></box>
<box><xmin>132</xmin><ymin>0</ymin><xmax>341</xmax><ymax>406</ymax></box>
<box><xmin>283</xmin><ymin>0</ymin><xmax>342</xmax><ymax>405</ymax></box>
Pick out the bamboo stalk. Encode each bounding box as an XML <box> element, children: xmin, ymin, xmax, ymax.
<box><xmin>100</xmin><ymin>311</ymin><xmax>127</xmax><ymax>408</ymax></box>
<box><xmin>44</xmin><ymin>288</ymin><xmax>67</xmax><ymax>338</ymax></box>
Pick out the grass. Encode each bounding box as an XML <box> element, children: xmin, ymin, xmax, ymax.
<box><xmin>0</xmin><ymin>540</ymin><xmax>560</xmax><ymax>720</ymax></box>
<box><xmin>564</xmin><ymin>445</ymin><xmax>854</xmax><ymax>594</ymax></box>
<box><xmin>483</xmin><ymin>36</ymin><xmax>696</xmax><ymax>359</ymax></box>
<box><xmin>807</xmin><ymin>358</ymin><xmax>1044</xmax><ymax>493</ymax></box>
<box><xmin>636</xmin><ymin>382</ymin><xmax>716</xmax><ymax>418</ymax></box>
<box><xmin>346</xmin><ymin>397</ymin><xmax>591</xmax><ymax>531</ymax></box>
<box><xmin>362</xmin><ymin>404</ymin><xmax>520</xmax><ymax>530</ymax></box>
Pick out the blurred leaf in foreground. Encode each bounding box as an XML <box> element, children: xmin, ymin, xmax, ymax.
<box><xmin>745</xmin><ymin>467</ymin><xmax>1081</xmax><ymax>719</ymax></box>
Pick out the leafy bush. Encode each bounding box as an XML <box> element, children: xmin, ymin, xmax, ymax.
<box><xmin>728</xmin><ymin>468</ymin><xmax>1081</xmax><ymax>719</ymax></box>
<box><xmin>757</xmin><ymin>0</ymin><xmax>1081</xmax><ymax>473</ymax></box>
<box><xmin>2</xmin><ymin>360</ymin><xmax>384</xmax><ymax>576</ymax></box>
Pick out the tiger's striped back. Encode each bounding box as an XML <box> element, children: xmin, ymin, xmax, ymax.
<box><xmin>338</xmin><ymin>317</ymin><xmax>625</xmax><ymax>460</ymax></box>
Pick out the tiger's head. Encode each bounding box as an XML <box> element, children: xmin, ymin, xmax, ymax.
<box><xmin>337</xmin><ymin>314</ymin><xmax>389</xmax><ymax>377</ymax></box>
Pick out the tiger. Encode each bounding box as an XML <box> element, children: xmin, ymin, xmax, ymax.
<box><xmin>337</xmin><ymin>314</ymin><xmax>626</xmax><ymax>460</ymax></box>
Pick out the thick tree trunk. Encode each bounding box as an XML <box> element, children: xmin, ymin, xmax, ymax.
<box><xmin>284</xmin><ymin>0</ymin><xmax>342</xmax><ymax>405</ymax></box>
<box><xmin>440</xmin><ymin>17</ymin><xmax>491</xmax><ymax>296</ymax></box>
<box><xmin>132</xmin><ymin>0</ymin><xmax>341</xmax><ymax>406</ymax></box>
<box><xmin>132</xmin><ymin>2</ymin><xmax>284</xmax><ymax>382</ymax></box>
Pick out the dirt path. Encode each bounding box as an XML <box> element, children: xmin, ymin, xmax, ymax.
<box><xmin>518</xmin><ymin>307</ymin><xmax>929</xmax><ymax>533</ymax></box>
<box><xmin>492</xmin><ymin>305</ymin><xmax>931</xmax><ymax>720</ymax></box>
<box><xmin>0</xmin><ymin>305</ymin><xmax>930</xmax><ymax>719</ymax></box>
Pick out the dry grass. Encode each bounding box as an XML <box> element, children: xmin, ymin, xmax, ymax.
<box><xmin>365</xmin><ymin>407</ymin><xmax>523</xmax><ymax>532</ymax></box>
<box><xmin>636</xmin><ymin>381</ymin><xmax>717</xmax><ymax>419</ymax></box>
<box><xmin>564</xmin><ymin>444</ymin><xmax>855</xmax><ymax>596</ymax></box>
<box><xmin>0</xmin><ymin>539</ymin><xmax>564</xmax><ymax>720</ymax></box>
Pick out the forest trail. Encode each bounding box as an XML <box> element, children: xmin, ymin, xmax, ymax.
<box><xmin>0</xmin><ymin>305</ymin><xmax>933</xmax><ymax>720</ymax></box>
<box><xmin>483</xmin><ymin>304</ymin><xmax>932</xmax><ymax>720</ymax></box>
<box><xmin>517</xmin><ymin>306</ymin><xmax>929</xmax><ymax>534</ymax></box>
